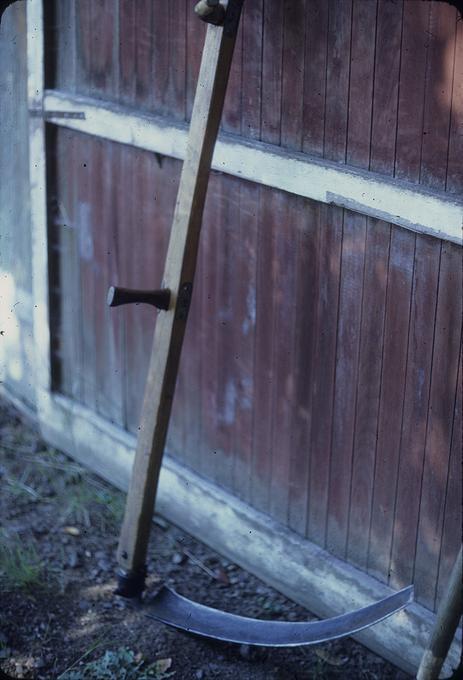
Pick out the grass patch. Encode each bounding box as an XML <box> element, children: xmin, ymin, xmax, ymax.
<box><xmin>59</xmin><ymin>647</ymin><xmax>174</xmax><ymax>680</ymax></box>
<box><xmin>0</xmin><ymin>535</ymin><xmax>43</xmax><ymax>592</ymax></box>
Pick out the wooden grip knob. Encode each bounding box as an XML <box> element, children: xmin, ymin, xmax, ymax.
<box><xmin>107</xmin><ymin>286</ymin><xmax>171</xmax><ymax>311</ymax></box>
<box><xmin>194</xmin><ymin>0</ymin><xmax>225</xmax><ymax>25</ymax></box>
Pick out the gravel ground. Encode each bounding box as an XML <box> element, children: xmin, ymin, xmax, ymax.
<box><xmin>0</xmin><ymin>398</ymin><xmax>410</xmax><ymax>679</ymax></box>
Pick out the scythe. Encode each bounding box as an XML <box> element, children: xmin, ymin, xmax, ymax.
<box><xmin>107</xmin><ymin>0</ymin><xmax>413</xmax><ymax>646</ymax></box>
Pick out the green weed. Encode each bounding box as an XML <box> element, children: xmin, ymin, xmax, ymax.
<box><xmin>59</xmin><ymin>647</ymin><xmax>174</xmax><ymax>680</ymax></box>
<box><xmin>0</xmin><ymin>537</ymin><xmax>43</xmax><ymax>591</ymax></box>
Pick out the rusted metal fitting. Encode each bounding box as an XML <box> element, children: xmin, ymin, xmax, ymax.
<box><xmin>194</xmin><ymin>0</ymin><xmax>226</xmax><ymax>26</ymax></box>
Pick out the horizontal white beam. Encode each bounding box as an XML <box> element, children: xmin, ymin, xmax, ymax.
<box><xmin>44</xmin><ymin>90</ymin><xmax>462</xmax><ymax>245</ymax></box>
<box><xmin>24</xmin><ymin>388</ymin><xmax>461</xmax><ymax>678</ymax></box>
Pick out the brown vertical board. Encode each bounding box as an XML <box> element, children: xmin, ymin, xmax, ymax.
<box><xmin>269</xmin><ymin>193</ymin><xmax>297</xmax><ymax>525</ymax></box>
<box><xmin>347</xmin><ymin>218</ymin><xmax>390</xmax><ymax>569</ymax></box>
<box><xmin>261</xmin><ymin>2</ymin><xmax>284</xmax><ymax>145</ymax></box>
<box><xmin>287</xmin><ymin>197</ymin><xmax>318</xmax><ymax>536</ymax></box>
<box><xmin>199</xmin><ymin>173</ymin><xmax>221</xmax><ymax>481</ymax></box>
<box><xmin>370</xmin><ymin>0</ymin><xmax>403</xmax><ymax>175</ymax></box>
<box><xmin>89</xmin><ymin>0</ymin><xmax>115</xmax><ymax>95</ymax></box>
<box><xmin>214</xmin><ymin>174</ymin><xmax>241</xmax><ymax>491</ymax></box>
<box><xmin>302</xmin><ymin>0</ymin><xmax>329</xmax><ymax>157</ymax></box>
<box><xmin>326</xmin><ymin>211</ymin><xmax>366</xmax><ymax>558</ymax></box>
<box><xmin>414</xmin><ymin>241</ymin><xmax>462</xmax><ymax>610</ymax></box>
<box><xmin>135</xmin><ymin>0</ymin><xmax>154</xmax><ymax>109</ymax></box>
<box><xmin>186</xmin><ymin>4</ymin><xmax>206</xmax><ymax>120</ymax></box>
<box><xmin>323</xmin><ymin>0</ymin><xmax>352</xmax><ymax>163</ymax></box>
<box><xmin>280</xmin><ymin>0</ymin><xmax>305</xmax><ymax>151</ymax></box>
<box><xmin>251</xmin><ymin>185</ymin><xmax>278</xmax><ymax>514</ymax></box>
<box><xmin>241</xmin><ymin>0</ymin><xmax>263</xmax><ymax>139</ymax></box>
<box><xmin>388</xmin><ymin>234</ymin><xmax>441</xmax><ymax>589</ymax></box>
<box><xmin>346</xmin><ymin>0</ymin><xmax>377</xmax><ymax>169</ymax></box>
<box><xmin>119</xmin><ymin>0</ymin><xmax>136</xmax><ymax>104</ymax></box>
<box><xmin>56</xmin><ymin>129</ymin><xmax>82</xmax><ymax>402</ymax></box>
<box><xmin>75</xmin><ymin>0</ymin><xmax>92</xmax><ymax>95</ymax></box>
<box><xmin>232</xmin><ymin>180</ymin><xmax>258</xmax><ymax>504</ymax></box>
<box><xmin>307</xmin><ymin>204</ymin><xmax>343</xmax><ymax>547</ymax></box>
<box><xmin>394</xmin><ymin>1</ymin><xmax>429</xmax><ymax>183</ymax></box>
<box><xmin>420</xmin><ymin>3</ymin><xmax>456</xmax><ymax>192</ymax></box>
<box><xmin>151</xmin><ymin>2</ymin><xmax>170</xmax><ymax>115</ymax></box>
<box><xmin>55</xmin><ymin>0</ymin><xmax>76</xmax><ymax>91</ymax></box>
<box><xmin>436</xmin><ymin>353</ymin><xmax>462</xmax><ymax>609</ymax></box>
<box><xmin>368</xmin><ymin>226</ymin><xmax>415</xmax><ymax>583</ymax></box>
<box><xmin>446</xmin><ymin>18</ymin><xmax>463</xmax><ymax>194</ymax></box>
<box><xmin>77</xmin><ymin>134</ymin><xmax>98</xmax><ymax>411</ymax></box>
<box><xmin>167</xmin><ymin>0</ymin><xmax>187</xmax><ymax>121</ymax></box>
<box><xmin>222</xmin><ymin>17</ymin><xmax>243</xmax><ymax>134</ymax></box>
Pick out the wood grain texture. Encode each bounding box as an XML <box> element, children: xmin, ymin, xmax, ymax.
<box><xmin>307</xmin><ymin>204</ymin><xmax>343</xmax><ymax>547</ymax></box>
<box><xmin>370</xmin><ymin>0</ymin><xmax>403</xmax><ymax>175</ymax></box>
<box><xmin>445</xmin><ymin>13</ymin><xmax>462</xmax><ymax>195</ymax></box>
<box><xmin>324</xmin><ymin>0</ymin><xmax>352</xmax><ymax>163</ymax></box>
<box><xmin>436</xmin><ymin>353</ymin><xmax>462</xmax><ymax>609</ymax></box>
<box><xmin>420</xmin><ymin>3</ymin><xmax>456</xmax><ymax>192</ymax></box>
<box><xmin>302</xmin><ymin>0</ymin><xmax>329</xmax><ymax>156</ymax></box>
<box><xmin>388</xmin><ymin>235</ymin><xmax>441</xmax><ymax>591</ymax></box>
<box><xmin>368</xmin><ymin>226</ymin><xmax>415</xmax><ymax>583</ymax></box>
<box><xmin>346</xmin><ymin>0</ymin><xmax>377</xmax><ymax>169</ymax></box>
<box><xmin>326</xmin><ymin>211</ymin><xmax>366</xmax><ymax>557</ymax></box>
<box><xmin>414</xmin><ymin>241</ymin><xmax>462</xmax><ymax>609</ymax></box>
<box><xmin>347</xmin><ymin>218</ymin><xmax>390</xmax><ymax>569</ymax></box>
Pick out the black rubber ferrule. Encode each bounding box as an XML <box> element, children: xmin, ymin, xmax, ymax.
<box><xmin>114</xmin><ymin>566</ymin><xmax>147</xmax><ymax>599</ymax></box>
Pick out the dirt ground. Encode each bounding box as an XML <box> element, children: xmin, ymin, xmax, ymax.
<box><xmin>0</xmin><ymin>398</ymin><xmax>410</xmax><ymax>679</ymax></box>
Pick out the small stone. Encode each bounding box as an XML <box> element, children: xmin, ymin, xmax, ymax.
<box><xmin>195</xmin><ymin>670</ymin><xmax>204</xmax><ymax>679</ymax></box>
<box><xmin>172</xmin><ymin>552</ymin><xmax>186</xmax><ymax>565</ymax></box>
<box><xmin>97</xmin><ymin>558</ymin><xmax>111</xmax><ymax>572</ymax></box>
<box><xmin>68</xmin><ymin>550</ymin><xmax>80</xmax><ymax>568</ymax></box>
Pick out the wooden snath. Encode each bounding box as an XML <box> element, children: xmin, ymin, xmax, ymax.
<box><xmin>113</xmin><ymin>0</ymin><xmax>245</xmax><ymax>595</ymax></box>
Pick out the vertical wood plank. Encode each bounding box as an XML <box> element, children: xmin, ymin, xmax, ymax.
<box><xmin>261</xmin><ymin>2</ymin><xmax>284</xmax><ymax>145</ymax></box>
<box><xmin>167</xmin><ymin>0</ymin><xmax>187</xmax><ymax>121</ymax></box>
<box><xmin>370</xmin><ymin>0</ymin><xmax>403</xmax><ymax>175</ymax></box>
<box><xmin>135</xmin><ymin>0</ymin><xmax>154</xmax><ymax>109</ymax></box>
<box><xmin>77</xmin><ymin>135</ymin><xmax>98</xmax><ymax>411</ymax></box>
<box><xmin>324</xmin><ymin>0</ymin><xmax>352</xmax><ymax>162</ymax></box>
<box><xmin>326</xmin><ymin>210</ymin><xmax>366</xmax><ymax>557</ymax></box>
<box><xmin>368</xmin><ymin>226</ymin><xmax>415</xmax><ymax>583</ymax></box>
<box><xmin>302</xmin><ymin>0</ymin><xmax>329</xmax><ymax>156</ymax></box>
<box><xmin>436</xmin><ymin>353</ymin><xmax>462</xmax><ymax>609</ymax></box>
<box><xmin>307</xmin><ymin>204</ymin><xmax>343</xmax><ymax>547</ymax></box>
<box><xmin>241</xmin><ymin>0</ymin><xmax>263</xmax><ymax>139</ymax></box>
<box><xmin>232</xmin><ymin>180</ymin><xmax>258</xmax><ymax>504</ymax></box>
<box><xmin>420</xmin><ymin>3</ymin><xmax>456</xmax><ymax>192</ymax></box>
<box><xmin>446</xmin><ymin>18</ymin><xmax>463</xmax><ymax>195</ymax></box>
<box><xmin>75</xmin><ymin>0</ymin><xmax>92</xmax><ymax>95</ymax></box>
<box><xmin>199</xmin><ymin>173</ymin><xmax>221</xmax><ymax>481</ymax></box>
<box><xmin>414</xmin><ymin>241</ymin><xmax>462</xmax><ymax>609</ymax></box>
<box><xmin>151</xmin><ymin>1</ymin><xmax>170</xmax><ymax>115</ymax></box>
<box><xmin>347</xmin><ymin>218</ymin><xmax>390</xmax><ymax>569</ymax></box>
<box><xmin>269</xmin><ymin>193</ymin><xmax>296</xmax><ymax>525</ymax></box>
<box><xmin>222</xmin><ymin>17</ymin><xmax>243</xmax><ymax>134</ymax></box>
<box><xmin>394</xmin><ymin>0</ymin><xmax>429</xmax><ymax>183</ymax></box>
<box><xmin>251</xmin><ymin>185</ymin><xmax>278</xmax><ymax>513</ymax></box>
<box><xmin>214</xmin><ymin>174</ymin><xmax>240</xmax><ymax>491</ymax></box>
<box><xmin>288</xmin><ymin>197</ymin><xmax>319</xmax><ymax>535</ymax></box>
<box><xmin>119</xmin><ymin>0</ymin><xmax>136</xmax><ymax>104</ymax></box>
<box><xmin>346</xmin><ymin>0</ymin><xmax>377</xmax><ymax>169</ymax></box>
<box><xmin>89</xmin><ymin>0</ymin><xmax>115</xmax><ymax>95</ymax></box>
<box><xmin>55</xmin><ymin>0</ymin><xmax>76</xmax><ymax>92</ymax></box>
<box><xmin>280</xmin><ymin>0</ymin><xmax>305</xmax><ymax>151</ymax></box>
<box><xmin>389</xmin><ymin>234</ymin><xmax>441</xmax><ymax>589</ymax></box>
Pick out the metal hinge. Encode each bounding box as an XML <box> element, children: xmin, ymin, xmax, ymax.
<box><xmin>29</xmin><ymin>109</ymin><xmax>86</xmax><ymax>120</ymax></box>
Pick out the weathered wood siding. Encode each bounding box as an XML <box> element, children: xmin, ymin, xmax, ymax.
<box><xmin>46</xmin><ymin>0</ymin><xmax>462</xmax><ymax>615</ymax></box>
<box><xmin>0</xmin><ymin>2</ymin><xmax>35</xmax><ymax>407</ymax></box>
<box><xmin>50</xmin><ymin>0</ymin><xmax>463</xmax><ymax>195</ymax></box>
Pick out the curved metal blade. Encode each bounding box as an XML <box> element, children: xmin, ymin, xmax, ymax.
<box><xmin>145</xmin><ymin>585</ymin><xmax>413</xmax><ymax>647</ymax></box>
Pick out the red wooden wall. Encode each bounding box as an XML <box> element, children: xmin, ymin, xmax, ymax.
<box><xmin>46</xmin><ymin>0</ymin><xmax>462</xmax><ymax>615</ymax></box>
